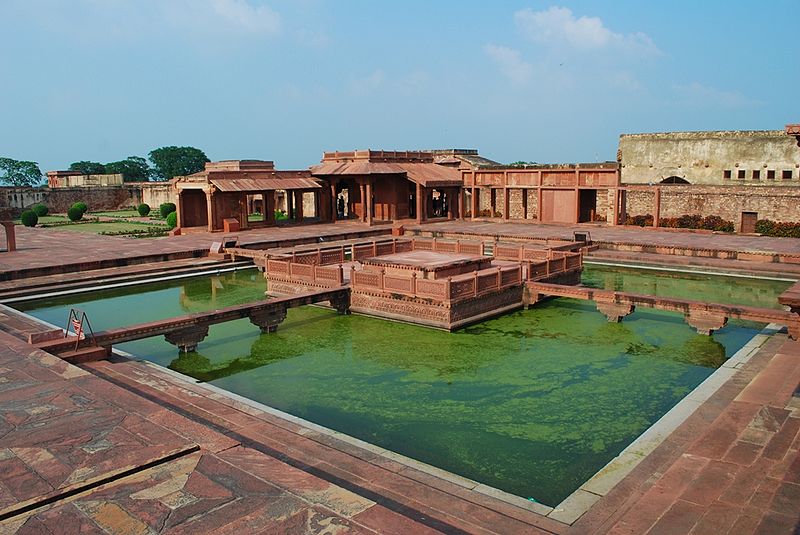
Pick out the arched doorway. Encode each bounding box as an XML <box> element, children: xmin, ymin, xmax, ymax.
<box><xmin>660</xmin><ymin>176</ymin><xmax>690</xmax><ymax>184</ymax></box>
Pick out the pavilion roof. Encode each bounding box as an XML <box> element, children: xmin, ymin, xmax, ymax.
<box><xmin>208</xmin><ymin>171</ymin><xmax>322</xmax><ymax>192</ymax></box>
<box><xmin>310</xmin><ymin>161</ymin><xmax>463</xmax><ymax>187</ymax></box>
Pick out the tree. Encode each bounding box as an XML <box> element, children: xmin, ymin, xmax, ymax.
<box><xmin>69</xmin><ymin>161</ymin><xmax>106</xmax><ymax>174</ymax></box>
<box><xmin>148</xmin><ymin>146</ymin><xmax>209</xmax><ymax>181</ymax></box>
<box><xmin>105</xmin><ymin>156</ymin><xmax>151</xmax><ymax>182</ymax></box>
<box><xmin>0</xmin><ymin>157</ymin><xmax>42</xmax><ymax>187</ymax></box>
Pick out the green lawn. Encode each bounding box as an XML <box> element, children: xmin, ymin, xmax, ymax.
<box><xmin>92</xmin><ymin>209</ymin><xmax>141</xmax><ymax>218</ymax></box>
<box><xmin>46</xmin><ymin>221</ymin><xmax>167</xmax><ymax>234</ymax></box>
<box><xmin>14</xmin><ymin>215</ymin><xmax>67</xmax><ymax>224</ymax></box>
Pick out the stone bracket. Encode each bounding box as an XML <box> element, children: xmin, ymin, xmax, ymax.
<box><xmin>164</xmin><ymin>324</ymin><xmax>210</xmax><ymax>353</ymax></box>
<box><xmin>249</xmin><ymin>307</ymin><xmax>288</xmax><ymax>333</ymax></box>
<box><xmin>330</xmin><ymin>294</ymin><xmax>351</xmax><ymax>315</ymax></box>
<box><xmin>596</xmin><ymin>301</ymin><xmax>635</xmax><ymax>323</ymax></box>
<box><xmin>686</xmin><ymin>311</ymin><xmax>728</xmax><ymax>336</ymax></box>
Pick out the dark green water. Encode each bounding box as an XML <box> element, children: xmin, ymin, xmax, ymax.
<box><xmin>14</xmin><ymin>266</ymin><xmax>791</xmax><ymax>505</ymax></box>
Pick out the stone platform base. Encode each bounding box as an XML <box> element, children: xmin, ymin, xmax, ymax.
<box><xmin>350</xmin><ymin>285</ymin><xmax>525</xmax><ymax>330</ymax></box>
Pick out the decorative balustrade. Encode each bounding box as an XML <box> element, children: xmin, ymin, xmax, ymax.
<box><xmin>350</xmin><ymin>264</ymin><xmax>522</xmax><ymax>303</ymax></box>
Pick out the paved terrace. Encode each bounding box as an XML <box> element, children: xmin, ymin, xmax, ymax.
<box><xmin>409</xmin><ymin>221</ymin><xmax>800</xmax><ymax>255</ymax></box>
<box><xmin>0</xmin><ymin>222</ymin><xmax>391</xmax><ymax>280</ymax></box>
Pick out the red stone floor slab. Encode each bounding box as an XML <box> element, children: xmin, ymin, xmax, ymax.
<box><xmin>0</xmin><ymin>332</ymin><xmax>199</xmax><ymax>519</ymax></box>
<box><xmin>0</xmin><ymin>325</ymin><xmax>558</xmax><ymax>534</ymax></box>
<box><xmin>0</xmin><ymin>222</ymin><xmax>389</xmax><ymax>278</ymax></box>
<box><xmin>85</xmin><ymin>357</ymin><xmax>562</xmax><ymax>534</ymax></box>
<box><xmin>569</xmin><ymin>335</ymin><xmax>800</xmax><ymax>534</ymax></box>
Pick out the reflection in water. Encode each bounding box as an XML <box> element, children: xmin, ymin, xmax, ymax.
<box><xmin>13</xmin><ymin>267</ymin><xmax>783</xmax><ymax>506</ymax></box>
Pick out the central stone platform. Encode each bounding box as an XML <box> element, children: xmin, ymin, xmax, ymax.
<box><xmin>361</xmin><ymin>250</ymin><xmax>492</xmax><ymax>279</ymax></box>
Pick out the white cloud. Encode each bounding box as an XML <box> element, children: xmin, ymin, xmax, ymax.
<box><xmin>515</xmin><ymin>6</ymin><xmax>658</xmax><ymax>55</ymax></box>
<box><xmin>672</xmin><ymin>82</ymin><xmax>756</xmax><ymax>108</ymax></box>
<box><xmin>208</xmin><ymin>0</ymin><xmax>280</xmax><ymax>34</ymax></box>
<box><xmin>349</xmin><ymin>70</ymin><xmax>385</xmax><ymax>96</ymax></box>
<box><xmin>484</xmin><ymin>44</ymin><xmax>534</xmax><ymax>85</ymax></box>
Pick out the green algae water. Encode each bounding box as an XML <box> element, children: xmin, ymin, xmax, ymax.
<box><xmin>15</xmin><ymin>267</ymin><xmax>792</xmax><ymax>506</ymax></box>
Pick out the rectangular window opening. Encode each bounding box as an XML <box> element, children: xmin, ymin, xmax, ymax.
<box><xmin>737</xmin><ymin>169</ymin><xmax>746</xmax><ymax>179</ymax></box>
<box><xmin>723</xmin><ymin>170</ymin><xmax>732</xmax><ymax>179</ymax></box>
<box><xmin>782</xmin><ymin>170</ymin><xmax>793</xmax><ymax>180</ymax></box>
<box><xmin>767</xmin><ymin>170</ymin><xmax>776</xmax><ymax>180</ymax></box>
<box><xmin>752</xmin><ymin>170</ymin><xmax>760</xmax><ymax>180</ymax></box>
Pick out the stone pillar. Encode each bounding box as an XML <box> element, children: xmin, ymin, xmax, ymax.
<box><xmin>359</xmin><ymin>182</ymin><xmax>366</xmax><ymax>222</ymax></box>
<box><xmin>611</xmin><ymin>188</ymin><xmax>619</xmax><ymax>226</ymax></box>
<box><xmin>471</xmin><ymin>187</ymin><xmax>478</xmax><ymax>220</ymax></box>
<box><xmin>537</xmin><ymin>188</ymin><xmax>543</xmax><ymax>222</ymax></box>
<box><xmin>295</xmin><ymin>190</ymin><xmax>304</xmax><ymax>222</ymax></box>
<box><xmin>330</xmin><ymin>182</ymin><xmax>337</xmax><ymax>223</ymax></box>
<box><xmin>503</xmin><ymin>187</ymin><xmax>510</xmax><ymax>220</ymax></box>
<box><xmin>522</xmin><ymin>189</ymin><xmax>528</xmax><ymax>220</ymax></box>
<box><xmin>458</xmin><ymin>188</ymin><xmax>464</xmax><ymax>220</ymax></box>
<box><xmin>653</xmin><ymin>187</ymin><xmax>661</xmax><ymax>228</ymax></box>
<box><xmin>1</xmin><ymin>222</ymin><xmax>16</xmax><ymax>252</ymax></box>
<box><xmin>249</xmin><ymin>307</ymin><xmax>288</xmax><ymax>333</ymax></box>
<box><xmin>164</xmin><ymin>324</ymin><xmax>210</xmax><ymax>353</ymax></box>
<box><xmin>365</xmin><ymin>180</ymin><xmax>373</xmax><ymax>225</ymax></box>
<box><xmin>596</xmin><ymin>302</ymin><xmax>635</xmax><ymax>322</ymax></box>
<box><xmin>205</xmin><ymin>190</ymin><xmax>214</xmax><ymax>232</ymax></box>
<box><xmin>416</xmin><ymin>182</ymin><xmax>423</xmax><ymax>224</ymax></box>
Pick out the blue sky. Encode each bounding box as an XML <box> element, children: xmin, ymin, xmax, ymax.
<box><xmin>1</xmin><ymin>1</ymin><xmax>797</xmax><ymax>173</ymax></box>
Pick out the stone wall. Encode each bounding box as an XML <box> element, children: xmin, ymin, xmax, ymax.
<box><xmin>128</xmin><ymin>182</ymin><xmax>176</xmax><ymax>209</ymax></box>
<box><xmin>0</xmin><ymin>182</ymin><xmax>177</xmax><ymax>215</ymax></box>
<box><xmin>620</xmin><ymin>130</ymin><xmax>800</xmax><ymax>186</ymax></box>
<box><xmin>624</xmin><ymin>185</ymin><xmax>800</xmax><ymax>230</ymax></box>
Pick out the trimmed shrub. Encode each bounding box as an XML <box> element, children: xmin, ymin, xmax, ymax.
<box><xmin>166</xmin><ymin>211</ymin><xmax>177</xmax><ymax>229</ymax></box>
<box><xmin>274</xmin><ymin>209</ymin><xmax>288</xmax><ymax>221</ymax></box>
<box><xmin>20</xmin><ymin>210</ymin><xmax>38</xmax><ymax>227</ymax></box>
<box><xmin>755</xmin><ymin>219</ymin><xmax>800</xmax><ymax>238</ymax></box>
<box><xmin>657</xmin><ymin>214</ymin><xmax>734</xmax><ymax>232</ymax></box>
<box><xmin>71</xmin><ymin>201</ymin><xmax>88</xmax><ymax>214</ymax></box>
<box><xmin>625</xmin><ymin>214</ymin><xmax>654</xmax><ymax>227</ymax></box>
<box><xmin>32</xmin><ymin>204</ymin><xmax>48</xmax><ymax>217</ymax></box>
<box><xmin>159</xmin><ymin>202</ymin><xmax>177</xmax><ymax>218</ymax></box>
<box><xmin>137</xmin><ymin>203</ymin><xmax>151</xmax><ymax>216</ymax></box>
<box><xmin>67</xmin><ymin>206</ymin><xmax>84</xmax><ymax>222</ymax></box>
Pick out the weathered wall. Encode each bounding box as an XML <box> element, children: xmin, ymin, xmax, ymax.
<box><xmin>0</xmin><ymin>183</ymin><xmax>177</xmax><ymax>215</ymax></box>
<box><xmin>128</xmin><ymin>182</ymin><xmax>176</xmax><ymax>208</ymax></box>
<box><xmin>620</xmin><ymin>130</ymin><xmax>800</xmax><ymax>185</ymax></box>
<box><xmin>624</xmin><ymin>185</ymin><xmax>800</xmax><ymax>230</ymax></box>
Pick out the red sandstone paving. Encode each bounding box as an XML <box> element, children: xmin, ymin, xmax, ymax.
<box><xmin>570</xmin><ymin>336</ymin><xmax>800</xmax><ymax>535</ymax></box>
<box><xmin>0</xmin><ymin>221</ymin><xmax>389</xmax><ymax>276</ymax></box>
<box><xmin>411</xmin><ymin>220</ymin><xmax>800</xmax><ymax>254</ymax></box>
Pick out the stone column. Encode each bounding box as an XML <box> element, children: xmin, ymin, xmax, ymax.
<box><xmin>653</xmin><ymin>187</ymin><xmax>662</xmax><ymax>228</ymax></box>
<box><xmin>295</xmin><ymin>190</ymin><xmax>304</xmax><ymax>222</ymax></box>
<box><xmin>1</xmin><ymin>222</ymin><xmax>16</xmax><ymax>252</ymax></box>
<box><xmin>503</xmin><ymin>187</ymin><xmax>510</xmax><ymax>220</ymax></box>
<box><xmin>359</xmin><ymin>182</ymin><xmax>366</xmax><ymax>222</ymax></box>
<box><xmin>330</xmin><ymin>182</ymin><xmax>337</xmax><ymax>223</ymax></box>
<box><xmin>365</xmin><ymin>180</ymin><xmax>373</xmax><ymax>225</ymax></box>
<box><xmin>416</xmin><ymin>182</ymin><xmax>423</xmax><ymax>224</ymax></box>
<box><xmin>471</xmin><ymin>187</ymin><xmax>478</xmax><ymax>220</ymax></box>
<box><xmin>205</xmin><ymin>190</ymin><xmax>214</xmax><ymax>232</ymax></box>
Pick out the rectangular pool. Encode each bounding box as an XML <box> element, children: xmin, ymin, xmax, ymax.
<box><xmin>13</xmin><ymin>267</ymin><xmax>792</xmax><ymax>506</ymax></box>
